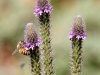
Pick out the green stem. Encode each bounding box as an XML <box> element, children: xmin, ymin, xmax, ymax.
<box><xmin>30</xmin><ymin>47</ymin><xmax>41</xmax><ymax>75</ymax></box>
<box><xmin>71</xmin><ymin>38</ymin><xmax>82</xmax><ymax>75</ymax></box>
<box><xmin>39</xmin><ymin>13</ymin><xmax>53</xmax><ymax>75</ymax></box>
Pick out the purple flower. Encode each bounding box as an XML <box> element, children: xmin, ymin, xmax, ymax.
<box><xmin>24</xmin><ymin>23</ymin><xmax>40</xmax><ymax>50</ymax></box>
<box><xmin>34</xmin><ymin>0</ymin><xmax>53</xmax><ymax>16</ymax></box>
<box><xmin>68</xmin><ymin>15</ymin><xmax>86</xmax><ymax>40</ymax></box>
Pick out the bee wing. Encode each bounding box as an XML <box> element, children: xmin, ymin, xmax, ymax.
<box><xmin>12</xmin><ymin>48</ymin><xmax>18</xmax><ymax>55</ymax></box>
<box><xmin>20</xmin><ymin>63</ymin><xmax>26</xmax><ymax>69</ymax></box>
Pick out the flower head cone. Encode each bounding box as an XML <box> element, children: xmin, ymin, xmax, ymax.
<box><xmin>24</xmin><ymin>23</ymin><xmax>40</xmax><ymax>50</ymax></box>
<box><xmin>69</xmin><ymin>15</ymin><xmax>86</xmax><ymax>40</ymax></box>
<box><xmin>34</xmin><ymin>0</ymin><xmax>52</xmax><ymax>16</ymax></box>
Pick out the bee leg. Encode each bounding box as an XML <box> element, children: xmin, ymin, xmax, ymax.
<box><xmin>12</xmin><ymin>49</ymin><xmax>18</xmax><ymax>55</ymax></box>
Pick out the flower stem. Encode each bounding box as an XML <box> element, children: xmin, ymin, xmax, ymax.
<box><xmin>39</xmin><ymin>13</ymin><xmax>53</xmax><ymax>75</ymax></box>
<box><xmin>30</xmin><ymin>47</ymin><xmax>41</xmax><ymax>75</ymax></box>
<box><xmin>70</xmin><ymin>38</ymin><xmax>82</xmax><ymax>75</ymax></box>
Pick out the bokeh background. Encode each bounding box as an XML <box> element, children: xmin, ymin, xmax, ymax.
<box><xmin>0</xmin><ymin>0</ymin><xmax>100</xmax><ymax>75</ymax></box>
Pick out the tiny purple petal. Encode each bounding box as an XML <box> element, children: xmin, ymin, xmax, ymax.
<box><xmin>25</xmin><ymin>42</ymin><xmax>30</xmax><ymax>48</ymax></box>
<box><xmin>44</xmin><ymin>5</ymin><xmax>52</xmax><ymax>13</ymax></box>
<box><xmin>36</xmin><ymin>39</ymin><xmax>41</xmax><ymax>46</ymax></box>
<box><xmin>30</xmin><ymin>45</ymin><xmax>35</xmax><ymax>50</ymax></box>
<box><xmin>34</xmin><ymin>7</ymin><xmax>43</xmax><ymax>16</ymax></box>
<box><xmin>68</xmin><ymin>32</ymin><xmax>73</xmax><ymax>39</ymax></box>
<box><xmin>76</xmin><ymin>35</ymin><xmax>81</xmax><ymax>39</ymax></box>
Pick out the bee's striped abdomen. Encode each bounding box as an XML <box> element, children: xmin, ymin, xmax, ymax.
<box><xmin>19</xmin><ymin>49</ymin><xmax>30</xmax><ymax>56</ymax></box>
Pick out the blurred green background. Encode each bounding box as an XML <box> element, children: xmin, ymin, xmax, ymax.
<box><xmin>0</xmin><ymin>0</ymin><xmax>100</xmax><ymax>75</ymax></box>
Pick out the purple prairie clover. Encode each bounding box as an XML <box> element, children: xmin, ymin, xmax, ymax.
<box><xmin>68</xmin><ymin>15</ymin><xmax>86</xmax><ymax>40</ymax></box>
<box><xmin>34</xmin><ymin>0</ymin><xmax>52</xmax><ymax>16</ymax></box>
<box><xmin>24</xmin><ymin>23</ymin><xmax>40</xmax><ymax>50</ymax></box>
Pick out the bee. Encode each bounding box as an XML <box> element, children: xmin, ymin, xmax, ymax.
<box><xmin>12</xmin><ymin>41</ymin><xmax>30</xmax><ymax>56</ymax></box>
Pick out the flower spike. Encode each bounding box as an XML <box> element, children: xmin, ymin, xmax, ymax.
<box><xmin>69</xmin><ymin>15</ymin><xmax>86</xmax><ymax>75</ymax></box>
<box><xmin>33</xmin><ymin>0</ymin><xmax>54</xmax><ymax>74</ymax></box>
<box><xmin>24</xmin><ymin>23</ymin><xmax>41</xmax><ymax>74</ymax></box>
